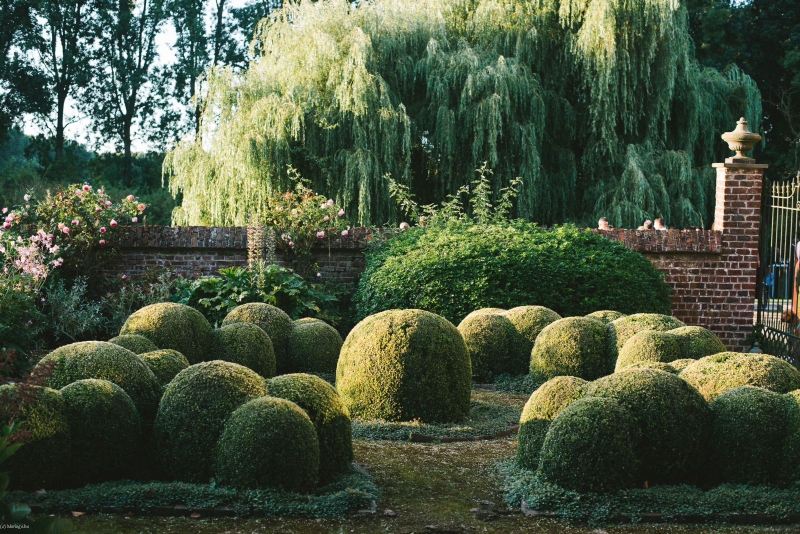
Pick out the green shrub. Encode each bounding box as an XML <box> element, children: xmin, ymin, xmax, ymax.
<box><xmin>60</xmin><ymin>379</ymin><xmax>141</xmax><ymax>485</ymax></box>
<box><xmin>624</xmin><ymin>361</ymin><xmax>677</xmax><ymax>373</ymax></box>
<box><xmin>140</xmin><ymin>349</ymin><xmax>190</xmax><ymax>387</ymax></box>
<box><xmin>503</xmin><ymin>306</ymin><xmax>561</xmax><ymax>356</ymax></box>
<box><xmin>32</xmin><ymin>341</ymin><xmax>161</xmax><ymax>427</ymax></box>
<box><xmin>267</xmin><ymin>373</ymin><xmax>352</xmax><ymax>483</ymax></box>
<box><xmin>537</xmin><ymin>397</ymin><xmax>640</xmax><ymax>494</ymax></box>
<box><xmin>670</xmin><ymin>358</ymin><xmax>695</xmax><ymax>372</ymax></box>
<box><xmin>120</xmin><ymin>302</ymin><xmax>213</xmax><ymax>365</ymax></box>
<box><xmin>214</xmin><ymin>396</ymin><xmax>320</xmax><ymax>492</ymax></box>
<box><xmin>614</xmin><ymin>331</ymin><xmax>682</xmax><ymax>372</ymax></box>
<box><xmin>517</xmin><ymin>376</ymin><xmax>586</xmax><ymax>470</ymax></box>
<box><xmin>336</xmin><ymin>309</ymin><xmax>471</xmax><ymax>423</ymax></box>
<box><xmin>210</xmin><ymin>323</ymin><xmax>276</xmax><ymax>378</ymax></box>
<box><xmin>222</xmin><ymin>303</ymin><xmax>293</xmax><ymax>374</ymax></box>
<box><xmin>461</xmin><ymin>308</ymin><xmax>506</xmax><ymax>321</ymax></box>
<box><xmin>354</xmin><ymin>223</ymin><xmax>672</xmax><ymax>324</ymax></box>
<box><xmin>680</xmin><ymin>352</ymin><xmax>800</xmax><ymax>401</ymax></box>
<box><xmin>287</xmin><ymin>319</ymin><xmax>343</xmax><ymax>374</ymax></box>
<box><xmin>585</xmin><ymin>368</ymin><xmax>711</xmax><ymax>485</ymax></box>
<box><xmin>458</xmin><ymin>313</ymin><xmax>527</xmax><ymax>381</ymax></box>
<box><xmin>530</xmin><ymin>317</ymin><xmax>613</xmax><ymax>381</ymax></box>
<box><xmin>586</xmin><ymin>310</ymin><xmax>626</xmax><ymax>324</ymax></box>
<box><xmin>153</xmin><ymin>360</ymin><xmax>268</xmax><ymax>482</ymax></box>
<box><xmin>609</xmin><ymin>313</ymin><xmax>685</xmax><ymax>355</ymax></box>
<box><xmin>0</xmin><ymin>385</ymin><xmax>71</xmax><ymax>490</ymax></box>
<box><xmin>781</xmin><ymin>390</ymin><xmax>800</xmax><ymax>485</ymax></box>
<box><xmin>108</xmin><ymin>334</ymin><xmax>158</xmax><ymax>355</ymax></box>
<box><xmin>709</xmin><ymin>386</ymin><xmax>788</xmax><ymax>485</ymax></box>
<box><xmin>668</xmin><ymin>326</ymin><xmax>725</xmax><ymax>359</ymax></box>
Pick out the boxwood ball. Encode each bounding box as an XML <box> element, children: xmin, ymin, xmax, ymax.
<box><xmin>222</xmin><ymin>303</ymin><xmax>293</xmax><ymax>374</ymax></box>
<box><xmin>120</xmin><ymin>302</ymin><xmax>213</xmax><ymax>365</ymax></box>
<box><xmin>680</xmin><ymin>352</ymin><xmax>800</xmax><ymax>401</ymax></box>
<box><xmin>530</xmin><ymin>317</ymin><xmax>614</xmax><ymax>381</ymax></box>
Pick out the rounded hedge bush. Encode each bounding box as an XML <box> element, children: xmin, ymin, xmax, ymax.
<box><xmin>670</xmin><ymin>358</ymin><xmax>695</xmax><ymax>373</ymax></box>
<box><xmin>0</xmin><ymin>385</ymin><xmax>71</xmax><ymax>490</ymax></box>
<box><xmin>585</xmin><ymin>368</ymin><xmax>711</xmax><ymax>485</ymax></box>
<box><xmin>60</xmin><ymin>379</ymin><xmax>141</xmax><ymax>485</ymax></box>
<box><xmin>108</xmin><ymin>334</ymin><xmax>158</xmax><ymax>355</ymax></box>
<box><xmin>120</xmin><ymin>302</ymin><xmax>213</xmax><ymax>365</ymax></box>
<box><xmin>537</xmin><ymin>396</ymin><xmax>640</xmax><ymax>494</ymax></box>
<box><xmin>680</xmin><ymin>352</ymin><xmax>800</xmax><ymax>401</ymax></box>
<box><xmin>709</xmin><ymin>386</ymin><xmax>788</xmax><ymax>484</ymax></box>
<box><xmin>615</xmin><ymin>331</ymin><xmax>682</xmax><ymax>372</ymax></box>
<box><xmin>210</xmin><ymin>323</ymin><xmax>276</xmax><ymax>378</ymax></box>
<box><xmin>586</xmin><ymin>310</ymin><xmax>626</xmax><ymax>324</ymax></box>
<box><xmin>287</xmin><ymin>319</ymin><xmax>343</xmax><ymax>374</ymax></box>
<box><xmin>609</xmin><ymin>313</ymin><xmax>685</xmax><ymax>355</ymax></box>
<box><xmin>140</xmin><ymin>349</ymin><xmax>190</xmax><ymax>387</ymax></box>
<box><xmin>517</xmin><ymin>376</ymin><xmax>586</xmax><ymax>470</ymax></box>
<box><xmin>668</xmin><ymin>326</ymin><xmax>725</xmax><ymax>359</ymax></box>
<box><xmin>462</xmin><ymin>308</ymin><xmax>506</xmax><ymax>321</ymax></box>
<box><xmin>336</xmin><ymin>309</ymin><xmax>471</xmax><ymax>423</ymax></box>
<box><xmin>624</xmin><ymin>361</ymin><xmax>677</xmax><ymax>373</ymax></box>
<box><xmin>354</xmin><ymin>223</ymin><xmax>672</xmax><ymax>325</ymax></box>
<box><xmin>222</xmin><ymin>303</ymin><xmax>293</xmax><ymax>374</ymax></box>
<box><xmin>458</xmin><ymin>313</ymin><xmax>528</xmax><ymax>381</ymax></box>
<box><xmin>214</xmin><ymin>396</ymin><xmax>319</xmax><ymax>492</ymax></box>
<box><xmin>154</xmin><ymin>360</ymin><xmax>268</xmax><ymax>482</ymax></box>
<box><xmin>530</xmin><ymin>317</ymin><xmax>613</xmax><ymax>381</ymax></box>
<box><xmin>503</xmin><ymin>306</ymin><xmax>561</xmax><ymax>355</ymax></box>
<box><xmin>781</xmin><ymin>390</ymin><xmax>800</xmax><ymax>485</ymax></box>
<box><xmin>32</xmin><ymin>341</ymin><xmax>161</xmax><ymax>427</ymax></box>
<box><xmin>267</xmin><ymin>373</ymin><xmax>352</xmax><ymax>483</ymax></box>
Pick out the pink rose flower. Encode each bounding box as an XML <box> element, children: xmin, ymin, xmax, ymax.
<box><xmin>62</xmin><ymin>227</ymin><xmax>70</xmax><ymax>234</ymax></box>
<box><xmin>127</xmin><ymin>195</ymin><xmax>135</xmax><ymax>202</ymax></box>
<box><xmin>327</xmin><ymin>199</ymin><xmax>334</xmax><ymax>206</ymax></box>
<box><xmin>2</xmin><ymin>223</ymin><xmax>9</xmax><ymax>230</ymax></box>
<box><xmin>99</xmin><ymin>239</ymin><xmax>106</xmax><ymax>246</ymax></box>
<box><xmin>95</xmin><ymin>207</ymin><xmax>102</xmax><ymax>212</ymax></box>
<box><xmin>137</xmin><ymin>203</ymin><xmax>146</xmax><ymax>212</ymax></box>
<box><xmin>76</xmin><ymin>189</ymin><xmax>83</xmax><ymax>197</ymax></box>
<box><xmin>323</xmin><ymin>215</ymin><xmax>330</xmax><ymax>222</ymax></box>
<box><xmin>131</xmin><ymin>217</ymin><xmax>138</xmax><ymax>223</ymax></box>
<box><xmin>316</xmin><ymin>231</ymin><xmax>325</xmax><ymax>238</ymax></box>
<box><xmin>289</xmin><ymin>241</ymin><xmax>295</xmax><ymax>247</ymax></box>
<box><xmin>277</xmin><ymin>206</ymin><xmax>283</xmax><ymax>212</ymax></box>
<box><xmin>100</xmin><ymin>227</ymin><xmax>106</xmax><ymax>234</ymax></box>
<box><xmin>71</xmin><ymin>219</ymin><xmax>79</xmax><ymax>226</ymax></box>
<box><xmin>338</xmin><ymin>209</ymin><xmax>345</xmax><ymax>217</ymax></box>
<box><xmin>341</xmin><ymin>229</ymin><xmax>349</xmax><ymax>237</ymax></box>
<box><xmin>1</xmin><ymin>208</ymin><xmax>6</xmax><ymax>214</ymax></box>
<box><xmin>110</xmin><ymin>220</ymin><xmax>118</xmax><ymax>228</ymax></box>
<box><xmin>22</xmin><ymin>212</ymin><xmax>27</xmax><ymax>217</ymax></box>
<box><xmin>321</xmin><ymin>203</ymin><xmax>327</xmax><ymax>209</ymax></box>
<box><xmin>105</xmin><ymin>200</ymin><xmax>112</xmax><ymax>207</ymax></box>
<box><xmin>23</xmin><ymin>194</ymin><xmax>30</xmax><ymax>202</ymax></box>
<box><xmin>122</xmin><ymin>274</ymin><xmax>128</xmax><ymax>280</ymax></box>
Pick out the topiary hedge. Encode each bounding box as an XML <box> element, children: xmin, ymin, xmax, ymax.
<box><xmin>680</xmin><ymin>352</ymin><xmax>800</xmax><ymax>401</ymax></box>
<box><xmin>267</xmin><ymin>373</ymin><xmax>352</xmax><ymax>484</ymax></box>
<box><xmin>60</xmin><ymin>379</ymin><xmax>141</xmax><ymax>485</ymax></box>
<box><xmin>517</xmin><ymin>376</ymin><xmax>586</xmax><ymax>470</ymax></box>
<box><xmin>120</xmin><ymin>303</ymin><xmax>213</xmax><ymax>365</ymax></box>
<box><xmin>354</xmin><ymin>223</ymin><xmax>672</xmax><ymax>324</ymax></box>
<box><xmin>668</xmin><ymin>326</ymin><xmax>725</xmax><ymax>359</ymax></box>
<box><xmin>530</xmin><ymin>317</ymin><xmax>613</xmax><ymax>381</ymax></box>
<box><xmin>615</xmin><ymin>331</ymin><xmax>682</xmax><ymax>372</ymax></box>
<box><xmin>586</xmin><ymin>310</ymin><xmax>626</xmax><ymax>324</ymax></box>
<box><xmin>336</xmin><ymin>309</ymin><xmax>472</xmax><ymax>423</ymax></box>
<box><xmin>108</xmin><ymin>334</ymin><xmax>158</xmax><ymax>355</ymax></box>
<box><xmin>458</xmin><ymin>313</ymin><xmax>528</xmax><ymax>381</ymax></box>
<box><xmin>503</xmin><ymin>306</ymin><xmax>561</xmax><ymax>357</ymax></box>
<box><xmin>153</xmin><ymin>360</ymin><xmax>268</xmax><ymax>482</ymax></box>
<box><xmin>624</xmin><ymin>361</ymin><xmax>677</xmax><ymax>373</ymax></box>
<box><xmin>287</xmin><ymin>319</ymin><xmax>343</xmax><ymax>374</ymax></box>
<box><xmin>210</xmin><ymin>322</ymin><xmax>276</xmax><ymax>378</ymax></box>
<box><xmin>215</xmin><ymin>396</ymin><xmax>320</xmax><ymax>492</ymax></box>
<box><xmin>222</xmin><ymin>303</ymin><xmax>293</xmax><ymax>374</ymax></box>
<box><xmin>782</xmin><ymin>390</ymin><xmax>800</xmax><ymax>486</ymax></box>
<box><xmin>140</xmin><ymin>349</ymin><xmax>190</xmax><ymax>387</ymax></box>
<box><xmin>608</xmin><ymin>313</ymin><xmax>685</xmax><ymax>355</ymax></box>
<box><xmin>669</xmin><ymin>358</ymin><xmax>695</xmax><ymax>373</ymax></box>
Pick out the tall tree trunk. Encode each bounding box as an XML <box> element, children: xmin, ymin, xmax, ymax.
<box><xmin>213</xmin><ymin>0</ymin><xmax>226</xmax><ymax>65</ymax></box>
<box><xmin>123</xmin><ymin>112</ymin><xmax>133</xmax><ymax>183</ymax></box>
<box><xmin>55</xmin><ymin>91</ymin><xmax>67</xmax><ymax>160</ymax></box>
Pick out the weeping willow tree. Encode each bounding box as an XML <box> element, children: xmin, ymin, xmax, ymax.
<box><xmin>165</xmin><ymin>0</ymin><xmax>761</xmax><ymax>228</ymax></box>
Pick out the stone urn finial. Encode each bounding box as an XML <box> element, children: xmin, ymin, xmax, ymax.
<box><xmin>721</xmin><ymin>117</ymin><xmax>762</xmax><ymax>163</ymax></box>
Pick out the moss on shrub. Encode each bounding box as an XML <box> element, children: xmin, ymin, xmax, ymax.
<box><xmin>108</xmin><ymin>334</ymin><xmax>158</xmax><ymax>355</ymax></box>
<box><xmin>517</xmin><ymin>376</ymin><xmax>586</xmax><ymax>470</ymax></box>
<box><xmin>288</xmin><ymin>320</ymin><xmax>343</xmax><ymax>374</ymax></box>
<box><xmin>609</xmin><ymin>313</ymin><xmax>685</xmax><ymax>355</ymax></box>
<box><xmin>503</xmin><ymin>306</ymin><xmax>561</xmax><ymax>356</ymax></box>
<box><xmin>120</xmin><ymin>303</ymin><xmax>213</xmax><ymax>365</ymax></box>
<box><xmin>210</xmin><ymin>322</ymin><xmax>276</xmax><ymax>378</ymax></box>
<box><xmin>680</xmin><ymin>352</ymin><xmax>800</xmax><ymax>401</ymax></box>
<box><xmin>458</xmin><ymin>313</ymin><xmax>528</xmax><ymax>381</ymax></box>
<box><xmin>215</xmin><ymin>396</ymin><xmax>320</xmax><ymax>492</ymax></box>
<box><xmin>336</xmin><ymin>309</ymin><xmax>471</xmax><ymax>423</ymax></box>
<box><xmin>670</xmin><ymin>358</ymin><xmax>695</xmax><ymax>373</ymax></box>
<box><xmin>709</xmin><ymin>386</ymin><xmax>788</xmax><ymax>485</ymax></box>
<box><xmin>222</xmin><ymin>303</ymin><xmax>293</xmax><ymax>373</ymax></box>
<box><xmin>60</xmin><ymin>379</ymin><xmax>141</xmax><ymax>485</ymax></box>
<box><xmin>153</xmin><ymin>360</ymin><xmax>268</xmax><ymax>482</ymax></box>
<box><xmin>537</xmin><ymin>396</ymin><xmax>640</xmax><ymax>494</ymax></box>
<box><xmin>669</xmin><ymin>326</ymin><xmax>725</xmax><ymax>359</ymax></box>
<box><xmin>267</xmin><ymin>373</ymin><xmax>352</xmax><ymax>483</ymax></box>
<box><xmin>32</xmin><ymin>341</ymin><xmax>161</xmax><ymax>427</ymax></box>
<box><xmin>586</xmin><ymin>310</ymin><xmax>626</xmax><ymax>324</ymax></box>
<box><xmin>615</xmin><ymin>331</ymin><xmax>682</xmax><ymax>372</ymax></box>
<box><xmin>781</xmin><ymin>390</ymin><xmax>800</xmax><ymax>485</ymax></box>
<box><xmin>585</xmin><ymin>368</ymin><xmax>711</xmax><ymax>485</ymax></box>
<box><xmin>530</xmin><ymin>317</ymin><xmax>613</xmax><ymax>381</ymax></box>
<box><xmin>0</xmin><ymin>385</ymin><xmax>71</xmax><ymax>490</ymax></box>
<box><xmin>140</xmin><ymin>349</ymin><xmax>190</xmax><ymax>387</ymax></box>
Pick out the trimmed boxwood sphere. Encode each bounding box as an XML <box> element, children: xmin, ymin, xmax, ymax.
<box><xmin>670</xmin><ymin>358</ymin><xmax>695</xmax><ymax>373</ymax></box>
<box><xmin>461</xmin><ymin>308</ymin><xmax>505</xmax><ymax>321</ymax></box>
<box><xmin>503</xmin><ymin>306</ymin><xmax>561</xmax><ymax>356</ymax></box>
<box><xmin>609</xmin><ymin>313</ymin><xmax>685</xmax><ymax>355</ymax></box>
<box><xmin>32</xmin><ymin>341</ymin><xmax>161</xmax><ymax>427</ymax></box>
<box><xmin>781</xmin><ymin>390</ymin><xmax>800</xmax><ymax>485</ymax></box>
<box><xmin>680</xmin><ymin>352</ymin><xmax>800</xmax><ymax>401</ymax></box>
<box><xmin>537</xmin><ymin>396</ymin><xmax>640</xmax><ymax>494</ymax></box>
<box><xmin>624</xmin><ymin>361</ymin><xmax>677</xmax><ymax>373</ymax></box>
<box><xmin>108</xmin><ymin>334</ymin><xmax>158</xmax><ymax>354</ymax></box>
<box><xmin>585</xmin><ymin>368</ymin><xmax>711</xmax><ymax>485</ymax></box>
<box><xmin>140</xmin><ymin>349</ymin><xmax>190</xmax><ymax>387</ymax></box>
<box><xmin>337</xmin><ymin>309</ymin><xmax>472</xmax><ymax>423</ymax></box>
<box><xmin>211</xmin><ymin>323</ymin><xmax>276</xmax><ymax>378</ymax></box>
<box><xmin>517</xmin><ymin>376</ymin><xmax>586</xmax><ymax>470</ymax></box>
<box><xmin>586</xmin><ymin>310</ymin><xmax>626</xmax><ymax>324</ymax></box>
<box><xmin>215</xmin><ymin>396</ymin><xmax>320</xmax><ymax>492</ymax></box>
<box><xmin>60</xmin><ymin>379</ymin><xmax>141</xmax><ymax>485</ymax></box>
<box><xmin>669</xmin><ymin>326</ymin><xmax>725</xmax><ymax>359</ymax></box>
<box><xmin>267</xmin><ymin>373</ymin><xmax>352</xmax><ymax>483</ymax></box>
<box><xmin>530</xmin><ymin>317</ymin><xmax>613</xmax><ymax>381</ymax></box>
<box><xmin>154</xmin><ymin>360</ymin><xmax>268</xmax><ymax>482</ymax></box>
<box><xmin>0</xmin><ymin>385</ymin><xmax>71</xmax><ymax>490</ymax></box>
<box><xmin>458</xmin><ymin>313</ymin><xmax>528</xmax><ymax>381</ymax></box>
<box><xmin>615</xmin><ymin>331</ymin><xmax>682</xmax><ymax>372</ymax></box>
<box><xmin>288</xmin><ymin>319</ymin><xmax>344</xmax><ymax>374</ymax></box>
<box><xmin>120</xmin><ymin>303</ymin><xmax>213</xmax><ymax>364</ymax></box>
<box><xmin>709</xmin><ymin>386</ymin><xmax>788</xmax><ymax>485</ymax></box>
<box><xmin>222</xmin><ymin>303</ymin><xmax>294</xmax><ymax>374</ymax></box>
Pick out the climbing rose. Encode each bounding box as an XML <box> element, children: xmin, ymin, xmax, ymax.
<box><xmin>327</xmin><ymin>199</ymin><xmax>334</xmax><ymax>206</ymax></box>
<box><xmin>126</xmin><ymin>195</ymin><xmax>135</xmax><ymax>202</ymax></box>
<box><xmin>110</xmin><ymin>220</ymin><xmax>118</xmax><ymax>228</ymax></box>
<box><xmin>99</xmin><ymin>239</ymin><xmax>106</xmax><ymax>246</ymax></box>
<box><xmin>316</xmin><ymin>231</ymin><xmax>325</xmax><ymax>238</ymax></box>
<box><xmin>338</xmin><ymin>209</ymin><xmax>345</xmax><ymax>217</ymax></box>
<box><xmin>341</xmin><ymin>230</ymin><xmax>349</xmax><ymax>237</ymax></box>
<box><xmin>100</xmin><ymin>227</ymin><xmax>106</xmax><ymax>234</ymax></box>
<box><xmin>131</xmin><ymin>217</ymin><xmax>138</xmax><ymax>223</ymax></box>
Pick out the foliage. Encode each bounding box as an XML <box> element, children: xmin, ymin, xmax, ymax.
<box><xmin>669</xmin><ymin>325</ymin><xmax>726</xmax><ymax>359</ymax></box>
<box><xmin>108</xmin><ymin>334</ymin><xmax>158</xmax><ymax>355</ymax></box>
<box><xmin>615</xmin><ymin>331</ymin><xmax>683</xmax><ymax>372</ymax></box>
<box><xmin>138</xmin><ymin>349</ymin><xmax>189</xmax><ymax>387</ymax></box>
<box><xmin>491</xmin><ymin>373</ymin><xmax>544</xmax><ymax>396</ymax></box>
<box><xmin>530</xmin><ymin>317</ymin><xmax>614</xmax><ymax>382</ymax></box>
<box><xmin>503</xmin><ymin>306</ymin><xmax>561</xmax><ymax>357</ymax></box>
<box><xmin>586</xmin><ymin>310</ymin><xmax>626</xmax><ymax>324</ymax></box>
<box><xmin>680</xmin><ymin>352</ymin><xmax>800</xmax><ymax>401</ymax></box>
<box><xmin>41</xmin><ymin>277</ymin><xmax>103</xmax><ymax>343</ymax></box>
<box><xmin>608</xmin><ymin>313</ymin><xmax>686</xmax><ymax>354</ymax></box>
<box><xmin>782</xmin><ymin>390</ymin><xmax>800</xmax><ymax>486</ymax></box>
<box><xmin>221</xmin><ymin>302</ymin><xmax>294</xmax><ymax>374</ymax></box>
<box><xmin>458</xmin><ymin>312</ymin><xmax>528</xmax><ymax>382</ymax></box>
<box><xmin>210</xmin><ymin>322</ymin><xmax>276</xmax><ymax>378</ymax></box>
<box><xmin>287</xmin><ymin>319</ymin><xmax>343</xmax><ymax>374</ymax></box>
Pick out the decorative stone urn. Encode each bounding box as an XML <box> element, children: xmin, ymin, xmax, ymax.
<box><xmin>721</xmin><ymin>117</ymin><xmax>762</xmax><ymax>163</ymax></box>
